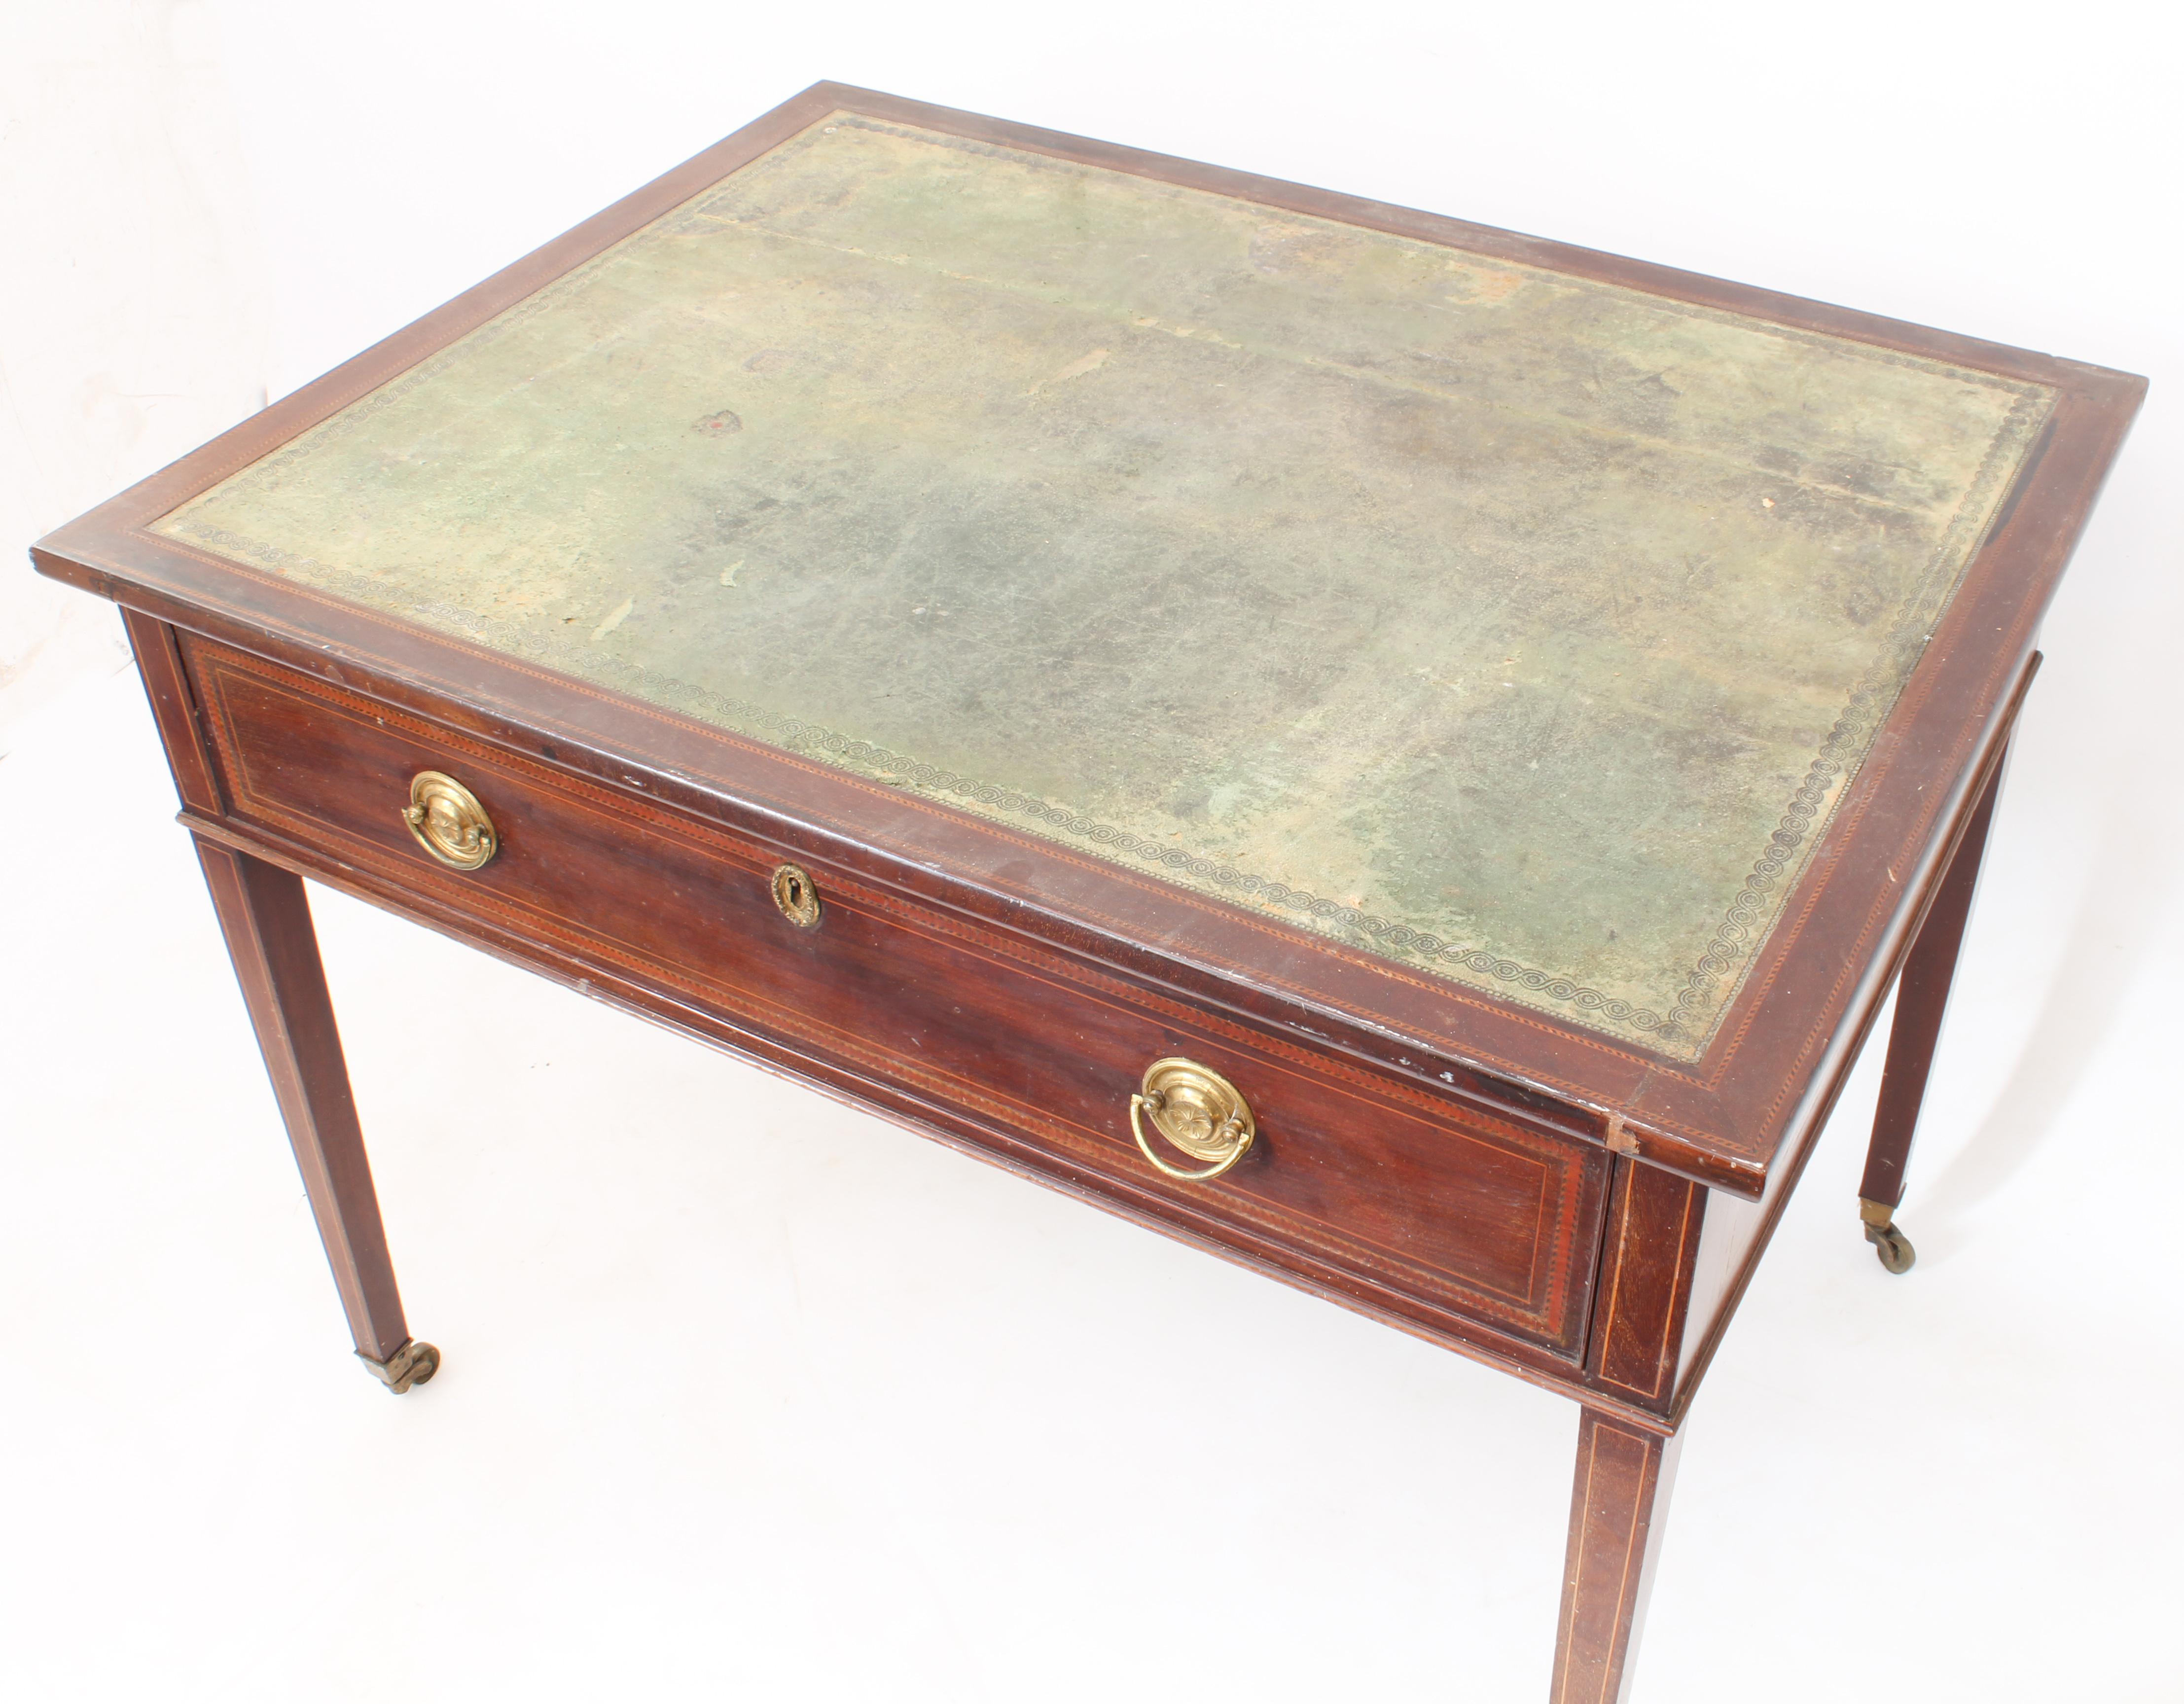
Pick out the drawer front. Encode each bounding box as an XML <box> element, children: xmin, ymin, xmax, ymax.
<box><xmin>187</xmin><ymin>639</ymin><xmax>1609</xmax><ymax>1357</ymax></box>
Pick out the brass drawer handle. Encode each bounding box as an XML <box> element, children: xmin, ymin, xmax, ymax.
<box><xmin>401</xmin><ymin>770</ymin><xmax>497</xmax><ymax>870</ymax></box>
<box><xmin>1130</xmin><ymin>1058</ymin><xmax>1254</xmax><ymax>1182</ymax></box>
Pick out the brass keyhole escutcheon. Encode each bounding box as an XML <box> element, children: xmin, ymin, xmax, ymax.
<box><xmin>401</xmin><ymin>771</ymin><xmax>497</xmax><ymax>871</ymax></box>
<box><xmin>771</xmin><ymin>862</ymin><xmax>822</xmax><ymax>928</ymax></box>
<box><xmin>1130</xmin><ymin>1057</ymin><xmax>1254</xmax><ymax>1182</ymax></box>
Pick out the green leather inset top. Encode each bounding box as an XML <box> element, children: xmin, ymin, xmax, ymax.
<box><xmin>154</xmin><ymin>114</ymin><xmax>2051</xmax><ymax>1057</ymax></box>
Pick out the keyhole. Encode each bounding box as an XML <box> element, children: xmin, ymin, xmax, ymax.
<box><xmin>771</xmin><ymin>862</ymin><xmax>821</xmax><ymax>927</ymax></box>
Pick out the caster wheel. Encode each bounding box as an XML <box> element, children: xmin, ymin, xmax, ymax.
<box><xmin>359</xmin><ymin>1338</ymin><xmax>441</xmax><ymax>1393</ymax></box>
<box><xmin>399</xmin><ymin>1342</ymin><xmax>442</xmax><ymax>1390</ymax></box>
<box><xmin>1868</xmin><ymin>1226</ymin><xmax>1916</xmax><ymax>1275</ymax></box>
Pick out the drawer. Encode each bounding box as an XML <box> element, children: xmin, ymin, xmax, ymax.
<box><xmin>185</xmin><ymin>637</ymin><xmax>1611</xmax><ymax>1358</ymax></box>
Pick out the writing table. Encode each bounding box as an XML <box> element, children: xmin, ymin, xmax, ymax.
<box><xmin>31</xmin><ymin>83</ymin><xmax>2143</xmax><ymax>1701</ymax></box>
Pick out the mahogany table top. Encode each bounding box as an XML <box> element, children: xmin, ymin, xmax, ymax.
<box><xmin>41</xmin><ymin>83</ymin><xmax>2145</xmax><ymax>1193</ymax></box>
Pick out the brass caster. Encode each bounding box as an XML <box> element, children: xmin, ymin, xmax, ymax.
<box><xmin>358</xmin><ymin>1338</ymin><xmax>441</xmax><ymax>1394</ymax></box>
<box><xmin>1867</xmin><ymin>1224</ymin><xmax>1915</xmax><ymax>1274</ymax></box>
<box><xmin>1859</xmin><ymin>1197</ymin><xmax>1915</xmax><ymax>1274</ymax></box>
<box><xmin>1858</xmin><ymin>1197</ymin><xmax>1915</xmax><ymax>1275</ymax></box>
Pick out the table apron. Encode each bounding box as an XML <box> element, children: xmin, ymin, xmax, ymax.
<box><xmin>178</xmin><ymin>632</ymin><xmax>1630</xmax><ymax>1383</ymax></box>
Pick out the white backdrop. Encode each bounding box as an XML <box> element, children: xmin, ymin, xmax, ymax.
<box><xmin>4</xmin><ymin>3</ymin><xmax>2180</xmax><ymax>1699</ymax></box>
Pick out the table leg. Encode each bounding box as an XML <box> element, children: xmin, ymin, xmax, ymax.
<box><xmin>193</xmin><ymin>836</ymin><xmax>438</xmax><ymax>1393</ymax></box>
<box><xmin>1549</xmin><ymin>1409</ymin><xmax>1683</xmax><ymax>1704</ymax></box>
<box><xmin>1857</xmin><ymin>743</ymin><xmax>2008</xmax><ymax>1275</ymax></box>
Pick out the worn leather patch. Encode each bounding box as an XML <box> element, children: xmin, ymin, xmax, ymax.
<box><xmin>154</xmin><ymin>114</ymin><xmax>2052</xmax><ymax>1058</ymax></box>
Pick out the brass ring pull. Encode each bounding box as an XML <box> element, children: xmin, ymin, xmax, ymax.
<box><xmin>401</xmin><ymin>770</ymin><xmax>497</xmax><ymax>870</ymax></box>
<box><xmin>1129</xmin><ymin>1057</ymin><xmax>1255</xmax><ymax>1182</ymax></box>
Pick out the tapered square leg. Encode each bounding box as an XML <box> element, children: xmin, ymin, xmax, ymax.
<box><xmin>1859</xmin><ymin>736</ymin><xmax>2010</xmax><ymax>1274</ymax></box>
<box><xmin>194</xmin><ymin>836</ymin><xmax>435</xmax><ymax>1391</ymax></box>
<box><xmin>1549</xmin><ymin>1409</ymin><xmax>1683</xmax><ymax>1704</ymax></box>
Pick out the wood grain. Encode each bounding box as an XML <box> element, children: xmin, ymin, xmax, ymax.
<box><xmin>187</xmin><ymin>631</ymin><xmax>1613</xmax><ymax>1361</ymax></box>
<box><xmin>1584</xmin><ymin>1161</ymin><xmax>1705</xmax><ymax>1412</ymax></box>
<box><xmin>1552</xmin><ymin>1409</ymin><xmax>1684</xmax><ymax>1704</ymax></box>
<box><xmin>31</xmin><ymin>82</ymin><xmax>2146</xmax><ymax>1198</ymax></box>
<box><xmin>191</xmin><ymin>838</ymin><xmax>409</xmax><ymax>1362</ymax></box>
<box><xmin>1861</xmin><ymin>741</ymin><xmax>2008</xmax><ymax>1212</ymax></box>
<box><xmin>24</xmin><ymin>87</ymin><xmax>2146</xmax><ymax>1703</ymax></box>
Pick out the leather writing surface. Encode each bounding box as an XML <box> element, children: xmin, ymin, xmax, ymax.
<box><xmin>153</xmin><ymin>113</ymin><xmax>2051</xmax><ymax>1058</ymax></box>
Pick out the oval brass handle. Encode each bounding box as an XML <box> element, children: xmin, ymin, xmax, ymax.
<box><xmin>400</xmin><ymin>770</ymin><xmax>497</xmax><ymax>870</ymax></box>
<box><xmin>1129</xmin><ymin>1057</ymin><xmax>1254</xmax><ymax>1182</ymax></box>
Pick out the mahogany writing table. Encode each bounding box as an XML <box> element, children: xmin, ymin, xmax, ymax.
<box><xmin>30</xmin><ymin>83</ymin><xmax>2143</xmax><ymax>1701</ymax></box>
